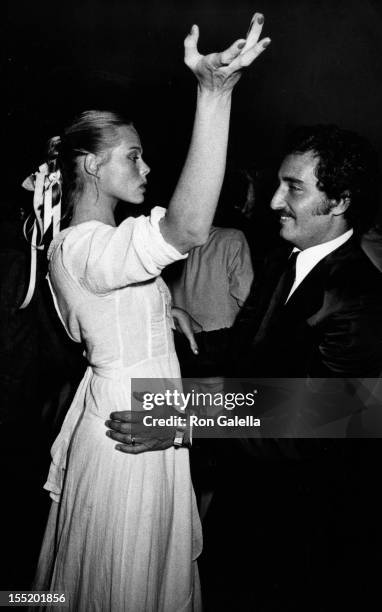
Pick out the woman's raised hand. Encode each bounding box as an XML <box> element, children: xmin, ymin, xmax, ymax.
<box><xmin>184</xmin><ymin>12</ymin><xmax>270</xmax><ymax>94</ymax></box>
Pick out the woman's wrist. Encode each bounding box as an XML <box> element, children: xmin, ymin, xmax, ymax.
<box><xmin>196</xmin><ymin>85</ymin><xmax>233</xmax><ymax>106</ymax></box>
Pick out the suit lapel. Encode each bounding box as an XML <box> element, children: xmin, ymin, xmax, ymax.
<box><xmin>235</xmin><ymin>247</ymin><xmax>290</xmax><ymax>342</ymax></box>
<box><xmin>256</xmin><ymin>237</ymin><xmax>358</xmax><ymax>338</ymax></box>
<box><xmin>282</xmin><ymin>261</ymin><xmax>326</xmax><ymax>319</ymax></box>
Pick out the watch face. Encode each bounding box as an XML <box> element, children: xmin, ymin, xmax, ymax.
<box><xmin>174</xmin><ymin>429</ymin><xmax>185</xmax><ymax>447</ymax></box>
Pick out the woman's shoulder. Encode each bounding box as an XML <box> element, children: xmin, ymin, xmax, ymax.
<box><xmin>47</xmin><ymin>221</ymin><xmax>103</xmax><ymax>261</ymax></box>
<box><xmin>46</xmin><ymin>207</ymin><xmax>186</xmax><ymax>293</ymax></box>
<box><xmin>48</xmin><ymin>206</ymin><xmax>169</xmax><ymax>259</ymax></box>
<box><xmin>47</xmin><ymin>205</ymin><xmax>185</xmax><ymax>273</ymax></box>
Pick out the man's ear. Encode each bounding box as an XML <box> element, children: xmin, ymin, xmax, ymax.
<box><xmin>330</xmin><ymin>191</ymin><xmax>351</xmax><ymax>216</ymax></box>
<box><xmin>84</xmin><ymin>153</ymin><xmax>100</xmax><ymax>178</ymax></box>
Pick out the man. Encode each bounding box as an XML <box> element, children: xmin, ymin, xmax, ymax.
<box><xmin>235</xmin><ymin>124</ymin><xmax>382</xmax><ymax>379</ymax></box>
<box><xmin>201</xmin><ymin>125</ymin><xmax>382</xmax><ymax>610</ymax></box>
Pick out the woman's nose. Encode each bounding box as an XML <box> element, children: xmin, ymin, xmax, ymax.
<box><xmin>140</xmin><ymin>160</ymin><xmax>150</xmax><ymax>177</ymax></box>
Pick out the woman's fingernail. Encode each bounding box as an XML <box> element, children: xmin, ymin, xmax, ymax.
<box><xmin>257</xmin><ymin>14</ymin><xmax>264</xmax><ymax>24</ymax></box>
<box><xmin>262</xmin><ymin>39</ymin><xmax>271</xmax><ymax>48</ymax></box>
<box><xmin>106</xmin><ymin>431</ymin><xmax>111</xmax><ymax>437</ymax></box>
<box><xmin>238</xmin><ymin>41</ymin><xmax>246</xmax><ymax>49</ymax></box>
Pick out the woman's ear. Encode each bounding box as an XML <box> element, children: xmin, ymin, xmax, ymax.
<box><xmin>84</xmin><ymin>153</ymin><xmax>100</xmax><ymax>178</ymax></box>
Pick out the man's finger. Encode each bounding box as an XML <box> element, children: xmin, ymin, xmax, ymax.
<box><xmin>107</xmin><ymin>412</ymin><xmax>143</xmax><ymax>426</ymax></box>
<box><xmin>109</xmin><ymin>410</ymin><xmax>131</xmax><ymax>421</ymax></box>
<box><xmin>115</xmin><ymin>442</ymin><xmax>161</xmax><ymax>455</ymax></box>
<box><xmin>106</xmin><ymin>421</ymin><xmax>131</xmax><ymax>434</ymax></box>
<box><xmin>114</xmin><ymin>443</ymin><xmax>146</xmax><ymax>455</ymax></box>
<box><xmin>106</xmin><ymin>430</ymin><xmax>140</xmax><ymax>444</ymax></box>
<box><xmin>114</xmin><ymin>439</ymin><xmax>173</xmax><ymax>454</ymax></box>
<box><xmin>184</xmin><ymin>24</ymin><xmax>200</xmax><ymax>68</ymax></box>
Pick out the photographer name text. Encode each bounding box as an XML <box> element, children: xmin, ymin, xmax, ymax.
<box><xmin>143</xmin><ymin>415</ymin><xmax>261</xmax><ymax>428</ymax></box>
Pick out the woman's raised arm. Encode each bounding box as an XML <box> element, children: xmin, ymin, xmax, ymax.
<box><xmin>160</xmin><ymin>12</ymin><xmax>270</xmax><ymax>253</ymax></box>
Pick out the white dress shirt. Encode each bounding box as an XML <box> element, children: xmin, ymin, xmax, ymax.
<box><xmin>286</xmin><ymin>228</ymin><xmax>354</xmax><ymax>302</ymax></box>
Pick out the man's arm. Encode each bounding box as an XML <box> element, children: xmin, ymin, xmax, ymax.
<box><xmin>310</xmin><ymin>290</ymin><xmax>382</xmax><ymax>378</ymax></box>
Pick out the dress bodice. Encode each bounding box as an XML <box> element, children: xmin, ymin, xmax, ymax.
<box><xmin>47</xmin><ymin>207</ymin><xmax>187</xmax><ymax>370</ymax></box>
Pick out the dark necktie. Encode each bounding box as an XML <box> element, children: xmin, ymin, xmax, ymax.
<box><xmin>254</xmin><ymin>251</ymin><xmax>298</xmax><ymax>342</ymax></box>
<box><xmin>277</xmin><ymin>250</ymin><xmax>299</xmax><ymax>305</ymax></box>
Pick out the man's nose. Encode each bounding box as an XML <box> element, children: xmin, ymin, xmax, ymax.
<box><xmin>270</xmin><ymin>186</ymin><xmax>285</xmax><ymax>210</ymax></box>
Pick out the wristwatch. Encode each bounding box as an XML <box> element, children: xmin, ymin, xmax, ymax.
<box><xmin>173</xmin><ymin>428</ymin><xmax>185</xmax><ymax>447</ymax></box>
<box><xmin>173</xmin><ymin>427</ymin><xmax>191</xmax><ymax>448</ymax></box>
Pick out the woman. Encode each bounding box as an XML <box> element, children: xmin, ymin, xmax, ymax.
<box><xmin>31</xmin><ymin>15</ymin><xmax>270</xmax><ymax>611</ymax></box>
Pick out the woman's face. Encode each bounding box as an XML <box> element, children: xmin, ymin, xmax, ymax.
<box><xmin>98</xmin><ymin>125</ymin><xmax>150</xmax><ymax>204</ymax></box>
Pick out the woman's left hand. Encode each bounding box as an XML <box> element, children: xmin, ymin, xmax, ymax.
<box><xmin>184</xmin><ymin>12</ymin><xmax>271</xmax><ymax>95</ymax></box>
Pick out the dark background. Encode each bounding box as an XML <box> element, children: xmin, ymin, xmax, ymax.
<box><xmin>5</xmin><ymin>0</ymin><xmax>382</xmax><ymax>217</ymax></box>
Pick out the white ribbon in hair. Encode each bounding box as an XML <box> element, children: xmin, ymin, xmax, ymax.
<box><xmin>20</xmin><ymin>163</ymin><xmax>62</xmax><ymax>309</ymax></box>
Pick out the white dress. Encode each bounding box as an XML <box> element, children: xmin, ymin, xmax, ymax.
<box><xmin>34</xmin><ymin>207</ymin><xmax>202</xmax><ymax>611</ymax></box>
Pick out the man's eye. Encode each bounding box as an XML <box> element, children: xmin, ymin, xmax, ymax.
<box><xmin>128</xmin><ymin>155</ymin><xmax>139</xmax><ymax>162</ymax></box>
<box><xmin>289</xmin><ymin>185</ymin><xmax>302</xmax><ymax>192</ymax></box>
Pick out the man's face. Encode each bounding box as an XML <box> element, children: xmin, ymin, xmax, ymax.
<box><xmin>271</xmin><ymin>151</ymin><xmax>337</xmax><ymax>250</ymax></box>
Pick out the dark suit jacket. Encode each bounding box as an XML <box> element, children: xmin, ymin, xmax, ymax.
<box><xmin>234</xmin><ymin>236</ymin><xmax>382</xmax><ymax>379</ymax></box>
<box><xmin>205</xmin><ymin>237</ymin><xmax>382</xmax><ymax>610</ymax></box>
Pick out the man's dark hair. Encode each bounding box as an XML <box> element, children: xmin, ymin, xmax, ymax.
<box><xmin>284</xmin><ymin>125</ymin><xmax>379</xmax><ymax>232</ymax></box>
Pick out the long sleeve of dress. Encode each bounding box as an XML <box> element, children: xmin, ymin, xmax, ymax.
<box><xmin>55</xmin><ymin>207</ymin><xmax>187</xmax><ymax>294</ymax></box>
